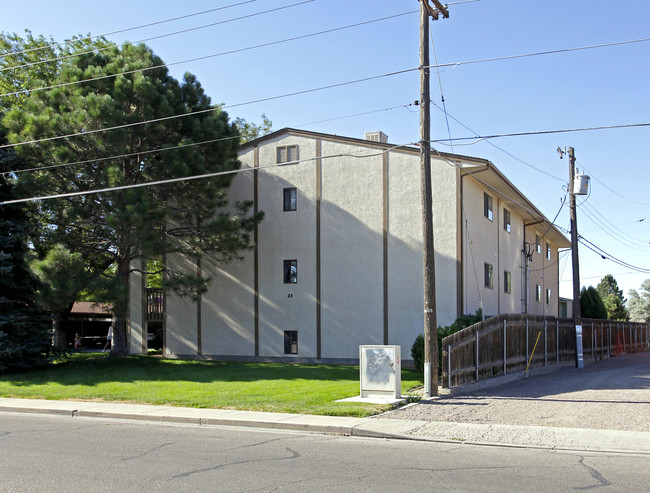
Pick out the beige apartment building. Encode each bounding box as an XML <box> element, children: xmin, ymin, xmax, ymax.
<box><xmin>128</xmin><ymin>128</ymin><xmax>570</xmax><ymax>362</ymax></box>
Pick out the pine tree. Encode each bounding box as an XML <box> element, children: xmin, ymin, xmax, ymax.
<box><xmin>596</xmin><ymin>274</ymin><xmax>629</xmax><ymax>321</ymax></box>
<box><xmin>580</xmin><ymin>286</ymin><xmax>607</xmax><ymax>320</ymax></box>
<box><xmin>0</xmin><ymin>127</ymin><xmax>50</xmax><ymax>371</ymax></box>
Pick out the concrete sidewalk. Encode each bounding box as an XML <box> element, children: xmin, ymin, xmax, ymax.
<box><xmin>2</xmin><ymin>397</ymin><xmax>649</xmax><ymax>454</ymax></box>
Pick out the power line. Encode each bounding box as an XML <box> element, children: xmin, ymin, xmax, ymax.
<box><xmin>0</xmin><ymin>66</ymin><xmax>419</xmax><ymax>150</ymax></box>
<box><xmin>0</xmin><ymin>0</ymin><xmax>258</xmax><ymax>59</ymax></box>
<box><xmin>576</xmin><ymin>159</ymin><xmax>650</xmax><ymax>206</ymax></box>
<box><xmin>430</xmin><ymin>122</ymin><xmax>650</xmax><ymax>144</ymax></box>
<box><xmin>0</xmin><ymin>142</ymin><xmax>417</xmax><ymax>206</ymax></box>
<box><xmin>0</xmin><ymin>1</ymin><xmax>315</xmax><ymax>74</ymax></box>
<box><xmin>0</xmin><ymin>10</ymin><xmax>419</xmax><ymax>99</ymax></box>
<box><xmin>578</xmin><ymin>235</ymin><xmax>650</xmax><ymax>274</ymax></box>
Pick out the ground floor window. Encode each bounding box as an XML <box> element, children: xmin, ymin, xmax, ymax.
<box><xmin>284</xmin><ymin>330</ymin><xmax>298</xmax><ymax>354</ymax></box>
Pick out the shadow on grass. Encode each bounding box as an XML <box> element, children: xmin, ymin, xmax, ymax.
<box><xmin>3</xmin><ymin>354</ymin><xmax>421</xmax><ymax>388</ymax></box>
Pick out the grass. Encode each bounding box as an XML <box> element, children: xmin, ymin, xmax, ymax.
<box><xmin>0</xmin><ymin>354</ymin><xmax>423</xmax><ymax>418</ymax></box>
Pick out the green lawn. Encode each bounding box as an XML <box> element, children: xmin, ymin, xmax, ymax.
<box><xmin>0</xmin><ymin>354</ymin><xmax>423</xmax><ymax>418</ymax></box>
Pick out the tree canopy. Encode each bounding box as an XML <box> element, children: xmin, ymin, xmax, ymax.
<box><xmin>580</xmin><ymin>285</ymin><xmax>607</xmax><ymax>319</ymax></box>
<box><xmin>595</xmin><ymin>274</ymin><xmax>628</xmax><ymax>321</ymax></box>
<box><xmin>3</xmin><ymin>39</ymin><xmax>262</xmax><ymax>355</ymax></box>
<box><xmin>628</xmin><ymin>279</ymin><xmax>650</xmax><ymax>323</ymax></box>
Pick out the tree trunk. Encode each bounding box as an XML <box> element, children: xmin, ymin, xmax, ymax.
<box><xmin>110</xmin><ymin>256</ymin><xmax>131</xmax><ymax>356</ymax></box>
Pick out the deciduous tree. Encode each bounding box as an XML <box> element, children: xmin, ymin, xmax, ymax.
<box><xmin>628</xmin><ymin>279</ymin><xmax>650</xmax><ymax>323</ymax></box>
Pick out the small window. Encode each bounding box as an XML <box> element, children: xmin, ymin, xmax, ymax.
<box><xmin>546</xmin><ymin>242</ymin><xmax>551</xmax><ymax>260</ymax></box>
<box><xmin>484</xmin><ymin>193</ymin><xmax>493</xmax><ymax>221</ymax></box>
<box><xmin>277</xmin><ymin>145</ymin><xmax>298</xmax><ymax>164</ymax></box>
<box><xmin>503</xmin><ymin>209</ymin><xmax>511</xmax><ymax>233</ymax></box>
<box><xmin>536</xmin><ymin>285</ymin><xmax>542</xmax><ymax>303</ymax></box>
<box><xmin>284</xmin><ymin>259</ymin><xmax>297</xmax><ymax>284</ymax></box>
<box><xmin>546</xmin><ymin>288</ymin><xmax>551</xmax><ymax>305</ymax></box>
<box><xmin>504</xmin><ymin>271</ymin><xmax>511</xmax><ymax>294</ymax></box>
<box><xmin>283</xmin><ymin>187</ymin><xmax>297</xmax><ymax>211</ymax></box>
<box><xmin>284</xmin><ymin>330</ymin><xmax>298</xmax><ymax>354</ymax></box>
<box><xmin>484</xmin><ymin>263</ymin><xmax>493</xmax><ymax>289</ymax></box>
<box><xmin>536</xmin><ymin>235</ymin><xmax>541</xmax><ymax>254</ymax></box>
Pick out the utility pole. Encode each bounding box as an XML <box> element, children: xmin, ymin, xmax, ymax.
<box><xmin>565</xmin><ymin>146</ymin><xmax>584</xmax><ymax>369</ymax></box>
<box><xmin>419</xmin><ymin>0</ymin><xmax>448</xmax><ymax>398</ymax></box>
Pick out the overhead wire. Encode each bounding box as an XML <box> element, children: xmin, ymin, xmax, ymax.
<box><xmin>0</xmin><ymin>10</ymin><xmax>420</xmax><ymax>99</ymax></box>
<box><xmin>0</xmin><ymin>0</ymin><xmax>259</xmax><ymax>59</ymax></box>
<box><xmin>576</xmin><ymin>159</ymin><xmax>650</xmax><ymax>206</ymax></box>
<box><xmin>0</xmin><ymin>1</ymin><xmax>315</xmax><ymax>74</ymax></box>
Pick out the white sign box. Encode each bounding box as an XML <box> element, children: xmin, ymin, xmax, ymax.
<box><xmin>359</xmin><ymin>345</ymin><xmax>401</xmax><ymax>399</ymax></box>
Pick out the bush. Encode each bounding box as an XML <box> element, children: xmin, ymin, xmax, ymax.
<box><xmin>410</xmin><ymin>309</ymin><xmax>483</xmax><ymax>375</ymax></box>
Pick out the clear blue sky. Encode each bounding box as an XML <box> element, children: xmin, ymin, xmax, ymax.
<box><xmin>3</xmin><ymin>0</ymin><xmax>650</xmax><ymax>301</ymax></box>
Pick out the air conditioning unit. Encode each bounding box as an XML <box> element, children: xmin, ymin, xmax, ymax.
<box><xmin>364</xmin><ymin>131</ymin><xmax>388</xmax><ymax>143</ymax></box>
<box><xmin>359</xmin><ymin>345</ymin><xmax>401</xmax><ymax>399</ymax></box>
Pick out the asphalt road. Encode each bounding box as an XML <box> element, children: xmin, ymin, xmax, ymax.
<box><xmin>1</xmin><ymin>413</ymin><xmax>648</xmax><ymax>492</ymax></box>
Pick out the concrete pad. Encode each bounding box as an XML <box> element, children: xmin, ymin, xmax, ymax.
<box><xmin>336</xmin><ymin>396</ymin><xmax>407</xmax><ymax>405</ymax></box>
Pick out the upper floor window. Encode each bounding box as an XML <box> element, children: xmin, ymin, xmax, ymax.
<box><xmin>503</xmin><ymin>208</ymin><xmax>511</xmax><ymax>233</ymax></box>
<box><xmin>536</xmin><ymin>235</ymin><xmax>541</xmax><ymax>254</ymax></box>
<box><xmin>484</xmin><ymin>263</ymin><xmax>493</xmax><ymax>289</ymax></box>
<box><xmin>546</xmin><ymin>242</ymin><xmax>551</xmax><ymax>260</ymax></box>
<box><xmin>546</xmin><ymin>288</ymin><xmax>552</xmax><ymax>305</ymax></box>
<box><xmin>484</xmin><ymin>193</ymin><xmax>493</xmax><ymax>221</ymax></box>
<box><xmin>283</xmin><ymin>187</ymin><xmax>297</xmax><ymax>211</ymax></box>
<box><xmin>277</xmin><ymin>145</ymin><xmax>298</xmax><ymax>164</ymax></box>
<box><xmin>536</xmin><ymin>284</ymin><xmax>542</xmax><ymax>303</ymax></box>
<box><xmin>284</xmin><ymin>260</ymin><xmax>297</xmax><ymax>284</ymax></box>
<box><xmin>504</xmin><ymin>270</ymin><xmax>512</xmax><ymax>294</ymax></box>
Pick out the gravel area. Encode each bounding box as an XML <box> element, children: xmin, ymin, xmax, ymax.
<box><xmin>381</xmin><ymin>354</ymin><xmax>650</xmax><ymax>432</ymax></box>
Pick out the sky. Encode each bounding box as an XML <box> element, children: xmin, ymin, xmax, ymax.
<box><xmin>3</xmin><ymin>0</ymin><xmax>650</xmax><ymax>301</ymax></box>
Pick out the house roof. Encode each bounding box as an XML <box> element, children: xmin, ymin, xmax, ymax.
<box><xmin>242</xmin><ymin>128</ymin><xmax>570</xmax><ymax>249</ymax></box>
<box><xmin>70</xmin><ymin>302</ymin><xmax>112</xmax><ymax>316</ymax></box>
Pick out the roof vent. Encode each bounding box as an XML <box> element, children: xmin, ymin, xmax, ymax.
<box><xmin>365</xmin><ymin>131</ymin><xmax>388</xmax><ymax>143</ymax></box>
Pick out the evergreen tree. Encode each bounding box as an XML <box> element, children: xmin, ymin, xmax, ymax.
<box><xmin>0</xmin><ymin>127</ymin><xmax>50</xmax><ymax>371</ymax></box>
<box><xmin>596</xmin><ymin>274</ymin><xmax>628</xmax><ymax>321</ymax></box>
<box><xmin>4</xmin><ymin>41</ymin><xmax>262</xmax><ymax>356</ymax></box>
<box><xmin>580</xmin><ymin>286</ymin><xmax>607</xmax><ymax>319</ymax></box>
<box><xmin>628</xmin><ymin>279</ymin><xmax>650</xmax><ymax>323</ymax></box>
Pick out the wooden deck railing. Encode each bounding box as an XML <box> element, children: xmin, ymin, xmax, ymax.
<box><xmin>146</xmin><ymin>288</ymin><xmax>164</xmax><ymax>321</ymax></box>
<box><xmin>442</xmin><ymin>314</ymin><xmax>650</xmax><ymax>389</ymax></box>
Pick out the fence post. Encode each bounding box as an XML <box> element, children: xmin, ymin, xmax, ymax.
<box><xmin>544</xmin><ymin>319</ymin><xmax>548</xmax><ymax>367</ymax></box>
<box><xmin>592</xmin><ymin>321</ymin><xmax>595</xmax><ymax>363</ymax></box>
<box><xmin>503</xmin><ymin>320</ymin><xmax>507</xmax><ymax>376</ymax></box>
<box><xmin>475</xmin><ymin>330</ymin><xmax>479</xmax><ymax>383</ymax></box>
<box><xmin>556</xmin><ymin>320</ymin><xmax>559</xmax><ymax>365</ymax></box>
<box><xmin>623</xmin><ymin>324</ymin><xmax>627</xmax><ymax>353</ymax></box>
<box><xmin>607</xmin><ymin>322</ymin><xmax>611</xmax><ymax>358</ymax></box>
<box><xmin>447</xmin><ymin>345</ymin><xmax>451</xmax><ymax>389</ymax></box>
<box><xmin>526</xmin><ymin>319</ymin><xmax>529</xmax><ymax>369</ymax></box>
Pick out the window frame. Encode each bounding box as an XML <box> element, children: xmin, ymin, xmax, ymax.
<box><xmin>546</xmin><ymin>242</ymin><xmax>551</xmax><ymax>260</ymax></box>
<box><xmin>546</xmin><ymin>288</ymin><xmax>552</xmax><ymax>305</ymax></box>
<box><xmin>536</xmin><ymin>235</ymin><xmax>541</xmax><ymax>254</ymax></box>
<box><xmin>283</xmin><ymin>187</ymin><xmax>297</xmax><ymax>212</ymax></box>
<box><xmin>536</xmin><ymin>284</ymin><xmax>542</xmax><ymax>303</ymax></box>
<box><xmin>504</xmin><ymin>270</ymin><xmax>512</xmax><ymax>294</ymax></box>
<box><xmin>484</xmin><ymin>263</ymin><xmax>493</xmax><ymax>289</ymax></box>
<box><xmin>284</xmin><ymin>330</ymin><xmax>298</xmax><ymax>355</ymax></box>
<box><xmin>283</xmin><ymin>259</ymin><xmax>297</xmax><ymax>284</ymax></box>
<box><xmin>503</xmin><ymin>208</ymin><xmax>511</xmax><ymax>233</ymax></box>
<box><xmin>484</xmin><ymin>193</ymin><xmax>493</xmax><ymax>221</ymax></box>
<box><xmin>277</xmin><ymin>145</ymin><xmax>299</xmax><ymax>165</ymax></box>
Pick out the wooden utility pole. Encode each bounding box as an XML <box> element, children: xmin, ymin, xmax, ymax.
<box><xmin>567</xmin><ymin>146</ymin><xmax>584</xmax><ymax>368</ymax></box>
<box><xmin>419</xmin><ymin>0</ymin><xmax>448</xmax><ymax>398</ymax></box>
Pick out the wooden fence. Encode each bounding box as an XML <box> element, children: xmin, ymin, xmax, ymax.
<box><xmin>441</xmin><ymin>314</ymin><xmax>650</xmax><ymax>389</ymax></box>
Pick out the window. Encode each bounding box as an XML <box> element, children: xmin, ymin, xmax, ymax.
<box><xmin>284</xmin><ymin>330</ymin><xmax>298</xmax><ymax>354</ymax></box>
<box><xmin>277</xmin><ymin>145</ymin><xmax>298</xmax><ymax>164</ymax></box>
<box><xmin>536</xmin><ymin>235</ymin><xmax>541</xmax><ymax>254</ymax></box>
<box><xmin>283</xmin><ymin>187</ymin><xmax>297</xmax><ymax>211</ymax></box>
<box><xmin>283</xmin><ymin>260</ymin><xmax>297</xmax><ymax>284</ymax></box>
<box><xmin>484</xmin><ymin>263</ymin><xmax>493</xmax><ymax>289</ymax></box>
<box><xmin>546</xmin><ymin>289</ymin><xmax>551</xmax><ymax>305</ymax></box>
<box><xmin>503</xmin><ymin>209</ymin><xmax>511</xmax><ymax>233</ymax></box>
<box><xmin>484</xmin><ymin>193</ymin><xmax>493</xmax><ymax>221</ymax></box>
<box><xmin>546</xmin><ymin>242</ymin><xmax>551</xmax><ymax>260</ymax></box>
<box><xmin>536</xmin><ymin>285</ymin><xmax>542</xmax><ymax>303</ymax></box>
<box><xmin>504</xmin><ymin>271</ymin><xmax>511</xmax><ymax>294</ymax></box>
